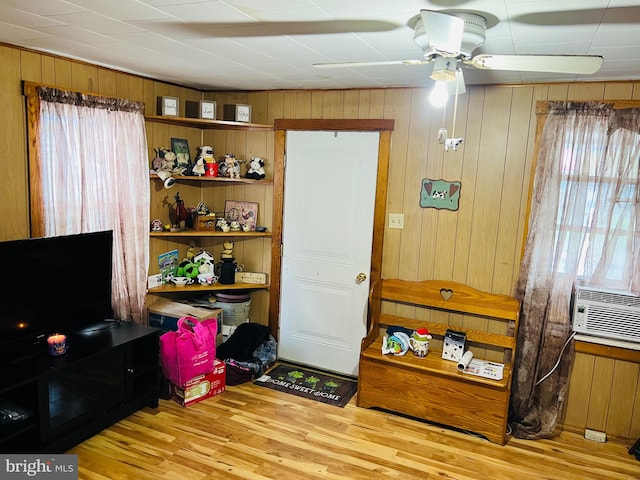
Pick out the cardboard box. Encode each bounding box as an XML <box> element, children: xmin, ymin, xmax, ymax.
<box><xmin>170</xmin><ymin>360</ymin><xmax>226</xmax><ymax>407</ymax></box>
<box><xmin>148</xmin><ymin>298</ymin><xmax>223</xmax><ymax>344</ymax></box>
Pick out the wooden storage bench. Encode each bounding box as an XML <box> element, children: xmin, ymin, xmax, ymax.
<box><xmin>357</xmin><ymin>279</ymin><xmax>521</xmax><ymax>445</ymax></box>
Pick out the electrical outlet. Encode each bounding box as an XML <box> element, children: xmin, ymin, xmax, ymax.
<box><xmin>584</xmin><ymin>429</ymin><xmax>607</xmax><ymax>443</ymax></box>
<box><xmin>389</xmin><ymin>213</ymin><xmax>404</xmax><ymax>229</ymax></box>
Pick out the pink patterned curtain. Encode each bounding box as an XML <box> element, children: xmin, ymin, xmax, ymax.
<box><xmin>37</xmin><ymin>86</ymin><xmax>150</xmax><ymax>323</ymax></box>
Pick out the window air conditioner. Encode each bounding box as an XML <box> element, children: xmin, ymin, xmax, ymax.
<box><xmin>571</xmin><ymin>285</ymin><xmax>640</xmax><ymax>343</ymax></box>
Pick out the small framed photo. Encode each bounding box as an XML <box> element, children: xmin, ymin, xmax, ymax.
<box><xmin>186</xmin><ymin>100</ymin><xmax>216</xmax><ymax>119</ymax></box>
<box><xmin>225</xmin><ymin>200</ymin><xmax>258</xmax><ymax>231</ymax></box>
<box><xmin>157</xmin><ymin>96</ymin><xmax>179</xmax><ymax>116</ymax></box>
<box><xmin>223</xmin><ymin>104</ymin><xmax>251</xmax><ymax>123</ymax></box>
<box><xmin>200</xmin><ymin>100</ymin><xmax>216</xmax><ymax>119</ymax></box>
<box><xmin>171</xmin><ymin>137</ymin><xmax>190</xmax><ymax>167</ymax></box>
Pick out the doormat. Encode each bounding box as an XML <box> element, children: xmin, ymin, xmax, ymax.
<box><xmin>254</xmin><ymin>364</ymin><xmax>357</xmax><ymax>408</ymax></box>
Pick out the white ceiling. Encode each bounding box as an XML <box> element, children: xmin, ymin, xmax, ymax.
<box><xmin>1</xmin><ymin>0</ymin><xmax>639</xmax><ymax>91</ymax></box>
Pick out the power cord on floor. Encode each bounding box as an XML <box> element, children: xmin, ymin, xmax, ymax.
<box><xmin>535</xmin><ymin>331</ymin><xmax>576</xmax><ymax>386</ymax></box>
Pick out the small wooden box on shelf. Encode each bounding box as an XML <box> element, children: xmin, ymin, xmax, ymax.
<box><xmin>194</xmin><ymin>215</ymin><xmax>217</xmax><ymax>231</ymax></box>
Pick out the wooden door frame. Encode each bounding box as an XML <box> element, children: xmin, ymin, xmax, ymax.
<box><xmin>268</xmin><ymin>119</ymin><xmax>395</xmax><ymax>338</ymax></box>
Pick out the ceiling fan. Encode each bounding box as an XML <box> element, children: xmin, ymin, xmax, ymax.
<box><xmin>313</xmin><ymin>10</ymin><xmax>604</xmax><ymax>98</ymax></box>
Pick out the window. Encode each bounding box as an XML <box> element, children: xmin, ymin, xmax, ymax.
<box><xmin>550</xmin><ymin>110</ymin><xmax>639</xmax><ymax>292</ymax></box>
<box><xmin>24</xmin><ymin>83</ymin><xmax>150</xmax><ymax>323</ymax></box>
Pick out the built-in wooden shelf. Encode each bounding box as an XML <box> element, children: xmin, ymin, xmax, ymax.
<box><xmin>145</xmin><ymin>115</ymin><xmax>274</xmax><ymax>131</ymax></box>
<box><xmin>150</xmin><ymin>174</ymin><xmax>273</xmax><ymax>185</ymax></box>
<box><xmin>148</xmin><ymin>282</ymin><xmax>269</xmax><ymax>293</ymax></box>
<box><xmin>150</xmin><ymin>230</ymin><xmax>271</xmax><ymax>238</ymax></box>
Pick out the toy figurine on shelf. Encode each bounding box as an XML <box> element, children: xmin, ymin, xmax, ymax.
<box><xmin>245</xmin><ymin>157</ymin><xmax>266</xmax><ymax>180</ymax></box>
<box><xmin>191</xmin><ymin>156</ymin><xmax>206</xmax><ymax>176</ymax></box>
<box><xmin>192</xmin><ymin>146</ymin><xmax>214</xmax><ymax>177</ymax></box>
<box><xmin>219</xmin><ymin>153</ymin><xmax>241</xmax><ymax>178</ymax></box>
<box><xmin>151</xmin><ymin>147</ymin><xmax>175</xmax><ymax>173</ymax></box>
<box><xmin>174</xmin><ymin>192</ymin><xmax>189</xmax><ymax>231</ymax></box>
<box><xmin>186</xmin><ymin>240</ymin><xmax>197</xmax><ymax>261</ymax></box>
<box><xmin>221</xmin><ymin>241</ymin><xmax>234</xmax><ymax>259</ymax></box>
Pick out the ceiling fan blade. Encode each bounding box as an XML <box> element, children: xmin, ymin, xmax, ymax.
<box><xmin>468</xmin><ymin>54</ymin><xmax>603</xmax><ymax>74</ymax></box>
<box><xmin>313</xmin><ymin>59</ymin><xmax>429</xmax><ymax>69</ymax></box>
<box><xmin>167</xmin><ymin>19</ymin><xmax>399</xmax><ymax>38</ymax></box>
<box><xmin>419</xmin><ymin>10</ymin><xmax>465</xmax><ymax>56</ymax></box>
<box><xmin>513</xmin><ymin>7</ymin><xmax>637</xmax><ymax>26</ymax></box>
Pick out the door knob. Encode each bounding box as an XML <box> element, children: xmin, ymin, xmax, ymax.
<box><xmin>356</xmin><ymin>273</ymin><xmax>367</xmax><ymax>284</ymax></box>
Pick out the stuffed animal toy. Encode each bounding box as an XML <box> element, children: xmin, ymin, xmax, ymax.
<box><xmin>164</xmin><ymin>150</ymin><xmax>183</xmax><ymax>174</ymax></box>
<box><xmin>176</xmin><ymin>260</ymin><xmax>199</xmax><ymax>279</ymax></box>
<box><xmin>152</xmin><ymin>147</ymin><xmax>168</xmax><ymax>171</ymax></box>
<box><xmin>245</xmin><ymin>157</ymin><xmax>265</xmax><ymax>180</ymax></box>
<box><xmin>152</xmin><ymin>147</ymin><xmax>177</xmax><ymax>173</ymax></box>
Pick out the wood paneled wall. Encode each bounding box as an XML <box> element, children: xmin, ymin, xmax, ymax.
<box><xmin>1</xmin><ymin>42</ymin><xmax>639</xmax><ymax>443</ymax></box>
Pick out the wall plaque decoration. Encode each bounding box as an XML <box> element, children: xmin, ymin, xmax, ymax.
<box><xmin>420</xmin><ymin>178</ymin><xmax>461</xmax><ymax>211</ymax></box>
<box><xmin>185</xmin><ymin>100</ymin><xmax>216</xmax><ymax>119</ymax></box>
<box><xmin>157</xmin><ymin>96</ymin><xmax>179</xmax><ymax>116</ymax></box>
<box><xmin>223</xmin><ymin>104</ymin><xmax>251</xmax><ymax>122</ymax></box>
<box><xmin>225</xmin><ymin>200</ymin><xmax>258</xmax><ymax>231</ymax></box>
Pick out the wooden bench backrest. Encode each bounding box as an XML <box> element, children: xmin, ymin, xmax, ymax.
<box><xmin>374</xmin><ymin>279</ymin><xmax>521</xmax><ymax>359</ymax></box>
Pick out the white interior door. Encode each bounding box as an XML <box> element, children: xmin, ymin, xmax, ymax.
<box><xmin>278</xmin><ymin>130</ymin><xmax>379</xmax><ymax>376</ymax></box>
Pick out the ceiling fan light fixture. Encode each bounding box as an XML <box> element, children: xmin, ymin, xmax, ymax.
<box><xmin>431</xmin><ymin>56</ymin><xmax>457</xmax><ymax>81</ymax></box>
<box><xmin>429</xmin><ymin>80</ymin><xmax>450</xmax><ymax>108</ymax></box>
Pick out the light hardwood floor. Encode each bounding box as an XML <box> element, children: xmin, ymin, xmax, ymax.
<box><xmin>68</xmin><ymin>381</ymin><xmax>639</xmax><ymax>480</ymax></box>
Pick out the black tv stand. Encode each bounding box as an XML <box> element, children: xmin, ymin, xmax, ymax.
<box><xmin>0</xmin><ymin>322</ymin><xmax>160</xmax><ymax>453</ymax></box>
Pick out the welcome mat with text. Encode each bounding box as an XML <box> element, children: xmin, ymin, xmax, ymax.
<box><xmin>254</xmin><ymin>364</ymin><xmax>357</xmax><ymax>408</ymax></box>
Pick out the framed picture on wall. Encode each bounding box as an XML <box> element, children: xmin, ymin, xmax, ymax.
<box><xmin>171</xmin><ymin>137</ymin><xmax>190</xmax><ymax>168</ymax></box>
<box><xmin>156</xmin><ymin>96</ymin><xmax>179</xmax><ymax>116</ymax></box>
<box><xmin>225</xmin><ymin>200</ymin><xmax>258</xmax><ymax>231</ymax></box>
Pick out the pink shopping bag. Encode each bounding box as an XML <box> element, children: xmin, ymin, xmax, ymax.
<box><xmin>160</xmin><ymin>316</ymin><xmax>218</xmax><ymax>386</ymax></box>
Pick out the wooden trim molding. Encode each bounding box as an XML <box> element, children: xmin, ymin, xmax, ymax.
<box><xmin>274</xmin><ymin>118</ymin><xmax>394</xmax><ymax>131</ymax></box>
<box><xmin>268</xmin><ymin>119</ymin><xmax>394</xmax><ymax>339</ymax></box>
<box><xmin>575</xmin><ymin>340</ymin><xmax>640</xmax><ymax>363</ymax></box>
<box><xmin>23</xmin><ymin>82</ymin><xmax>45</xmax><ymax>237</ymax></box>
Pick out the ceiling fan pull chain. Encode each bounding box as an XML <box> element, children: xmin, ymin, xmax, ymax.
<box><xmin>451</xmin><ymin>77</ymin><xmax>459</xmax><ymax>139</ymax></box>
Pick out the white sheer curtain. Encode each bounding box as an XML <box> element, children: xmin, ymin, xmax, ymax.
<box><xmin>588</xmin><ymin>110</ymin><xmax>640</xmax><ymax>292</ymax></box>
<box><xmin>37</xmin><ymin>87</ymin><xmax>150</xmax><ymax>323</ymax></box>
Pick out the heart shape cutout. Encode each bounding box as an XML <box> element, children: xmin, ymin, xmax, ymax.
<box><xmin>440</xmin><ymin>288</ymin><xmax>453</xmax><ymax>301</ymax></box>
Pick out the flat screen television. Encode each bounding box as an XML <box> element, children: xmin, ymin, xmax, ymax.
<box><xmin>0</xmin><ymin>230</ymin><xmax>114</xmax><ymax>358</ymax></box>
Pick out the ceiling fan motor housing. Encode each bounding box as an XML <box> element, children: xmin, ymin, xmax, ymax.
<box><xmin>413</xmin><ymin>11</ymin><xmax>487</xmax><ymax>59</ymax></box>
<box><xmin>455</xmin><ymin>13</ymin><xmax>487</xmax><ymax>58</ymax></box>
